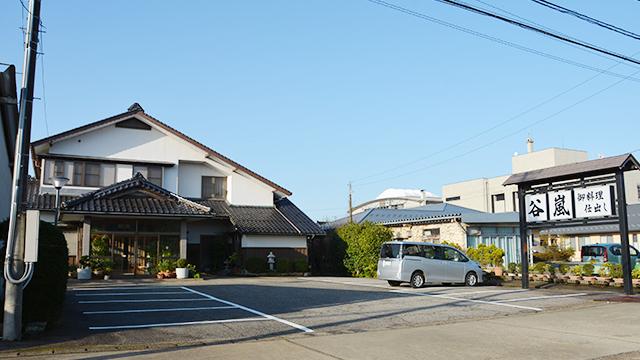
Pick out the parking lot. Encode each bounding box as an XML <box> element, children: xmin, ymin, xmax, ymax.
<box><xmin>4</xmin><ymin>276</ymin><xmax>620</xmax><ymax>356</ymax></box>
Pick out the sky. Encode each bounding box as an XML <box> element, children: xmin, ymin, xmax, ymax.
<box><xmin>1</xmin><ymin>0</ymin><xmax>639</xmax><ymax>221</ymax></box>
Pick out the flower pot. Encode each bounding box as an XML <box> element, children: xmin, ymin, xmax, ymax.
<box><xmin>103</xmin><ymin>274</ymin><xmax>110</xmax><ymax>280</ymax></box>
<box><xmin>633</xmin><ymin>279</ymin><xmax>640</xmax><ymax>287</ymax></box>
<box><xmin>176</xmin><ymin>267</ymin><xmax>189</xmax><ymax>279</ymax></box>
<box><xmin>156</xmin><ymin>272</ymin><xmax>165</xmax><ymax>279</ymax></box>
<box><xmin>77</xmin><ymin>267</ymin><xmax>92</xmax><ymax>280</ymax></box>
<box><xmin>493</xmin><ymin>267</ymin><xmax>503</xmax><ymax>277</ymax></box>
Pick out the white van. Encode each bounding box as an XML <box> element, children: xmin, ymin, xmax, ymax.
<box><xmin>377</xmin><ymin>241</ymin><xmax>483</xmax><ymax>288</ymax></box>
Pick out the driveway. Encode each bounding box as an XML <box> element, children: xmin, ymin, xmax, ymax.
<box><xmin>0</xmin><ymin>276</ymin><xmax>622</xmax><ymax>357</ymax></box>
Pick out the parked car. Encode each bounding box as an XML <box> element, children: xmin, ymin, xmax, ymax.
<box><xmin>581</xmin><ymin>243</ymin><xmax>640</xmax><ymax>267</ymax></box>
<box><xmin>377</xmin><ymin>241</ymin><xmax>483</xmax><ymax>288</ymax></box>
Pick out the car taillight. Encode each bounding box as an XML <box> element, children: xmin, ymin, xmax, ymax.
<box><xmin>581</xmin><ymin>248</ymin><xmax>584</xmax><ymax>258</ymax></box>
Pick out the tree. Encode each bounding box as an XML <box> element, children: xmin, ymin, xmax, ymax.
<box><xmin>466</xmin><ymin>243</ymin><xmax>505</xmax><ymax>268</ymax></box>
<box><xmin>337</xmin><ymin>221</ymin><xmax>393</xmax><ymax>278</ymax></box>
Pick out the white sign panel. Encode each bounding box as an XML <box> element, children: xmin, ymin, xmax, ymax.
<box><xmin>574</xmin><ymin>185</ymin><xmax>613</xmax><ymax>219</ymax></box>
<box><xmin>525</xmin><ymin>193</ymin><xmax>548</xmax><ymax>222</ymax></box>
<box><xmin>548</xmin><ymin>190</ymin><xmax>573</xmax><ymax>221</ymax></box>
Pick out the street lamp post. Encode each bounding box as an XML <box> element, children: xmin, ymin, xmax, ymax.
<box><xmin>52</xmin><ymin>176</ymin><xmax>69</xmax><ymax>226</ymax></box>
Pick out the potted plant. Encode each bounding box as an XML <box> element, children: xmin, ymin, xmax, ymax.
<box><xmin>632</xmin><ymin>268</ymin><xmax>640</xmax><ymax>287</ymax></box>
<box><xmin>156</xmin><ymin>259</ymin><xmax>176</xmax><ymax>279</ymax></box>
<box><xmin>102</xmin><ymin>258</ymin><xmax>113</xmax><ymax>280</ymax></box>
<box><xmin>77</xmin><ymin>255</ymin><xmax>92</xmax><ymax>280</ymax></box>
<box><xmin>176</xmin><ymin>258</ymin><xmax>189</xmax><ymax>279</ymax></box>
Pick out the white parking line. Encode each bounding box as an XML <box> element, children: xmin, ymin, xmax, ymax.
<box><xmin>494</xmin><ymin>293</ymin><xmax>589</xmax><ymax>303</ymax></box>
<box><xmin>76</xmin><ymin>291</ymin><xmax>189</xmax><ymax>297</ymax></box>
<box><xmin>181</xmin><ymin>286</ymin><xmax>314</xmax><ymax>333</ymax></box>
<box><xmin>79</xmin><ymin>298</ymin><xmax>214</xmax><ymax>304</ymax></box>
<box><xmin>73</xmin><ymin>286</ymin><xmax>183</xmax><ymax>291</ymax></box>
<box><xmin>298</xmin><ymin>278</ymin><xmax>542</xmax><ymax>312</ymax></box>
<box><xmin>89</xmin><ymin>317</ymin><xmax>270</xmax><ymax>330</ymax></box>
<box><xmin>390</xmin><ymin>290</ymin><xmax>543</xmax><ymax>312</ymax></box>
<box><xmin>83</xmin><ymin>306</ymin><xmax>236</xmax><ymax>315</ymax></box>
<box><xmin>425</xmin><ymin>289</ymin><xmax>530</xmax><ymax>296</ymax></box>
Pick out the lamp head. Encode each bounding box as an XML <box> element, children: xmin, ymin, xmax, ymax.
<box><xmin>52</xmin><ymin>176</ymin><xmax>69</xmax><ymax>190</ymax></box>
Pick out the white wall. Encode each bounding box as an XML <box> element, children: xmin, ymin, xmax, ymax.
<box><xmin>512</xmin><ymin>148</ymin><xmax>587</xmax><ymax>174</ymax></box>
<box><xmin>44</xmin><ymin>115</ymin><xmax>277</xmax><ymax>206</ymax></box>
<box><xmin>241</xmin><ymin>234</ymin><xmax>307</xmax><ymax>248</ymax></box>
<box><xmin>442</xmin><ymin>175</ymin><xmax>517</xmax><ymax>213</ymax></box>
<box><xmin>0</xmin><ymin>123</ymin><xmax>11</xmax><ymax>220</ymax></box>
<box><xmin>178</xmin><ymin>161</ymin><xmax>228</xmax><ymax>199</ymax></box>
<box><xmin>186</xmin><ymin>219</ymin><xmax>233</xmax><ymax>244</ymax></box>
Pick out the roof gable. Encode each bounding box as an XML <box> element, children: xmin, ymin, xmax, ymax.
<box><xmin>31</xmin><ymin>104</ymin><xmax>292</xmax><ymax>196</ymax></box>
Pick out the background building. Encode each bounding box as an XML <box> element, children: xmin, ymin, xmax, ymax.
<box><xmin>351</xmin><ymin>188</ymin><xmax>441</xmax><ymax>215</ymax></box>
<box><xmin>442</xmin><ymin>139</ymin><xmax>640</xmax><ymax>213</ymax></box>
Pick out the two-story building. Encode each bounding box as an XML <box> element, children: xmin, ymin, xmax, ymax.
<box><xmin>27</xmin><ymin>103</ymin><xmax>323</xmax><ymax>274</ymax></box>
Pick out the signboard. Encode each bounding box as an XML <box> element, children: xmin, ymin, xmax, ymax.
<box><xmin>574</xmin><ymin>185</ymin><xmax>614</xmax><ymax>219</ymax></box>
<box><xmin>525</xmin><ymin>185</ymin><xmax>615</xmax><ymax>224</ymax></box>
<box><xmin>525</xmin><ymin>193</ymin><xmax>548</xmax><ymax>222</ymax></box>
<box><xmin>548</xmin><ymin>190</ymin><xmax>573</xmax><ymax>221</ymax></box>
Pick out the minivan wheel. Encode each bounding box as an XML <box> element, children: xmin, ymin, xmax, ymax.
<box><xmin>465</xmin><ymin>272</ymin><xmax>478</xmax><ymax>287</ymax></box>
<box><xmin>387</xmin><ymin>280</ymin><xmax>402</xmax><ymax>287</ymax></box>
<box><xmin>410</xmin><ymin>272</ymin><xmax>425</xmax><ymax>288</ymax></box>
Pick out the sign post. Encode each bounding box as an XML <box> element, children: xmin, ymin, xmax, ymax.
<box><xmin>504</xmin><ymin>154</ymin><xmax>639</xmax><ymax>295</ymax></box>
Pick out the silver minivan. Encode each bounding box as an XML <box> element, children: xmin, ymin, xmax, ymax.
<box><xmin>377</xmin><ymin>241</ymin><xmax>483</xmax><ymax>288</ymax></box>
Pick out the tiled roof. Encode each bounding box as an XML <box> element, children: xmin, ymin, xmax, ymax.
<box><xmin>61</xmin><ymin>173</ymin><xmax>212</xmax><ymax>217</ymax></box>
<box><xmin>540</xmin><ymin>204</ymin><xmax>640</xmax><ymax>235</ymax></box>
<box><xmin>26</xmin><ymin>174</ymin><xmax>321</xmax><ymax>235</ymax></box>
<box><xmin>275</xmin><ymin>198</ymin><xmax>325</xmax><ymax>235</ymax></box>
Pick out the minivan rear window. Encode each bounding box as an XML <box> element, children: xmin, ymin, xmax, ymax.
<box><xmin>582</xmin><ymin>246</ymin><xmax>605</xmax><ymax>257</ymax></box>
<box><xmin>380</xmin><ymin>244</ymin><xmax>401</xmax><ymax>259</ymax></box>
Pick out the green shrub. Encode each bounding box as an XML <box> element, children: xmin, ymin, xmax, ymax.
<box><xmin>293</xmin><ymin>259</ymin><xmax>308</xmax><ymax>273</ymax></box>
<box><xmin>507</xmin><ymin>262</ymin><xmax>518</xmax><ymax>274</ymax></box>
<box><xmin>157</xmin><ymin>259</ymin><xmax>176</xmax><ymax>272</ymax></box>
<box><xmin>601</xmin><ymin>263</ymin><xmax>623</xmax><ymax>278</ymax></box>
<box><xmin>23</xmin><ymin>221</ymin><xmax>69</xmax><ymax>328</ymax></box>
<box><xmin>582</xmin><ymin>263</ymin><xmax>595</xmax><ymax>276</ymax></box>
<box><xmin>338</xmin><ymin>222</ymin><xmax>393</xmax><ymax>278</ymax></box>
<box><xmin>531</xmin><ymin>262</ymin><xmax>547</xmax><ymax>274</ymax></box>
<box><xmin>546</xmin><ymin>263</ymin><xmax>556</xmax><ymax>274</ymax></box>
<box><xmin>558</xmin><ymin>264</ymin><xmax>570</xmax><ymax>274</ymax></box>
<box><xmin>466</xmin><ymin>244</ymin><xmax>505</xmax><ymax>268</ymax></box>
<box><xmin>532</xmin><ymin>245</ymin><xmax>575</xmax><ymax>262</ymax></box>
<box><xmin>276</xmin><ymin>258</ymin><xmax>291</xmax><ymax>273</ymax></box>
<box><xmin>571</xmin><ymin>265</ymin><xmax>583</xmax><ymax>276</ymax></box>
<box><xmin>176</xmin><ymin>258</ymin><xmax>188</xmax><ymax>268</ymax></box>
<box><xmin>90</xmin><ymin>234</ymin><xmax>110</xmax><ymax>257</ymax></box>
<box><xmin>632</xmin><ymin>267</ymin><xmax>640</xmax><ymax>279</ymax></box>
<box><xmin>245</xmin><ymin>257</ymin><xmax>267</xmax><ymax>273</ymax></box>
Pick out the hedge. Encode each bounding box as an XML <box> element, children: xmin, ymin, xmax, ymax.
<box><xmin>1</xmin><ymin>219</ymin><xmax>68</xmax><ymax>329</ymax></box>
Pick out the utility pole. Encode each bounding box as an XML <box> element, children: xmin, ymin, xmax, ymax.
<box><xmin>3</xmin><ymin>0</ymin><xmax>42</xmax><ymax>341</ymax></box>
<box><xmin>348</xmin><ymin>182</ymin><xmax>353</xmax><ymax>223</ymax></box>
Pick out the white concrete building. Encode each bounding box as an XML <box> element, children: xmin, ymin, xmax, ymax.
<box><xmin>442</xmin><ymin>139</ymin><xmax>640</xmax><ymax>213</ymax></box>
<box><xmin>28</xmin><ymin>103</ymin><xmax>323</xmax><ymax>274</ymax></box>
<box><xmin>352</xmin><ymin>188</ymin><xmax>441</xmax><ymax>215</ymax></box>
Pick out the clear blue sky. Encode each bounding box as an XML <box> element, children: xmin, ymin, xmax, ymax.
<box><xmin>1</xmin><ymin>1</ymin><xmax>639</xmax><ymax>220</ymax></box>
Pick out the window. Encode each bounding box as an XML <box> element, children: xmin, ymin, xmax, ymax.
<box><xmin>402</xmin><ymin>245</ymin><xmax>421</xmax><ymax>257</ymax></box>
<box><xmin>100</xmin><ymin>164</ymin><xmax>116</xmax><ymax>186</ymax></box>
<box><xmin>422</xmin><ymin>228</ymin><xmax>440</xmax><ymax>239</ymax></box>
<box><xmin>637</xmin><ymin>185</ymin><xmax>640</xmax><ymax>201</ymax></box>
<box><xmin>494</xmin><ymin>193</ymin><xmax>505</xmax><ymax>201</ymax></box>
<box><xmin>147</xmin><ymin>166</ymin><xmax>162</xmax><ymax>186</ymax></box>
<box><xmin>439</xmin><ymin>247</ymin><xmax>467</xmax><ymax>262</ymax></box>
<box><xmin>582</xmin><ymin>246</ymin><xmax>605</xmax><ymax>257</ymax></box>
<box><xmin>72</xmin><ymin>162</ymin><xmax>84</xmax><ymax>185</ymax></box>
<box><xmin>380</xmin><ymin>244</ymin><xmax>401</xmax><ymax>259</ymax></box>
<box><xmin>420</xmin><ymin>245</ymin><xmax>436</xmax><ymax>259</ymax></box>
<box><xmin>53</xmin><ymin>160</ymin><xmax>65</xmax><ymax>178</ymax></box>
<box><xmin>445</xmin><ymin>196</ymin><xmax>461</xmax><ymax>202</ymax></box>
<box><xmin>85</xmin><ymin>163</ymin><xmax>100</xmax><ymax>187</ymax></box>
<box><xmin>491</xmin><ymin>193</ymin><xmax>505</xmax><ymax>213</ymax></box>
<box><xmin>201</xmin><ymin>176</ymin><xmax>227</xmax><ymax>199</ymax></box>
<box><xmin>600</xmin><ymin>235</ymin><xmax>613</xmax><ymax>243</ymax></box>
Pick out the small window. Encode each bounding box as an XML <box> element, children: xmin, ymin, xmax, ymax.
<box><xmin>494</xmin><ymin>193</ymin><xmax>505</xmax><ymax>201</ymax></box>
<box><xmin>582</xmin><ymin>246</ymin><xmax>605</xmax><ymax>257</ymax></box>
<box><xmin>201</xmin><ymin>176</ymin><xmax>227</xmax><ymax>199</ymax></box>
<box><xmin>610</xmin><ymin>246</ymin><xmax>622</xmax><ymax>256</ymax></box>
<box><xmin>73</xmin><ymin>162</ymin><xmax>84</xmax><ymax>185</ymax></box>
<box><xmin>445</xmin><ymin>196</ymin><xmax>461</xmax><ymax>202</ymax></box>
<box><xmin>85</xmin><ymin>163</ymin><xmax>100</xmax><ymax>187</ymax></box>
<box><xmin>53</xmin><ymin>160</ymin><xmax>65</xmax><ymax>177</ymax></box>
<box><xmin>630</xmin><ymin>246</ymin><xmax>639</xmax><ymax>257</ymax></box>
<box><xmin>380</xmin><ymin>244</ymin><xmax>401</xmax><ymax>259</ymax></box>
<box><xmin>147</xmin><ymin>166</ymin><xmax>162</xmax><ymax>186</ymax></box>
<box><xmin>133</xmin><ymin>165</ymin><xmax>148</xmax><ymax>178</ymax></box>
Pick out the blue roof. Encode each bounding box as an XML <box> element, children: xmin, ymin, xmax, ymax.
<box><xmin>321</xmin><ymin>203</ymin><xmax>517</xmax><ymax>230</ymax></box>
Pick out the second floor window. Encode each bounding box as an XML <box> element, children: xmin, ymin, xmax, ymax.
<box><xmin>201</xmin><ymin>176</ymin><xmax>227</xmax><ymax>199</ymax></box>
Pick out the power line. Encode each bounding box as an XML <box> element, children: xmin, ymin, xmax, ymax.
<box><xmin>364</xmin><ymin>0</ymin><xmax>640</xmax><ymax>83</ymax></box>
<box><xmin>531</xmin><ymin>0</ymin><xmax>640</xmax><ymax>41</ymax></box>
<box><xmin>355</xmin><ymin>65</ymin><xmax>640</xmax><ymax>187</ymax></box>
<box><xmin>473</xmin><ymin>0</ymin><xmax>635</xmax><ymax>64</ymax></box>
<box><xmin>433</xmin><ymin>0</ymin><xmax>640</xmax><ymax>66</ymax></box>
